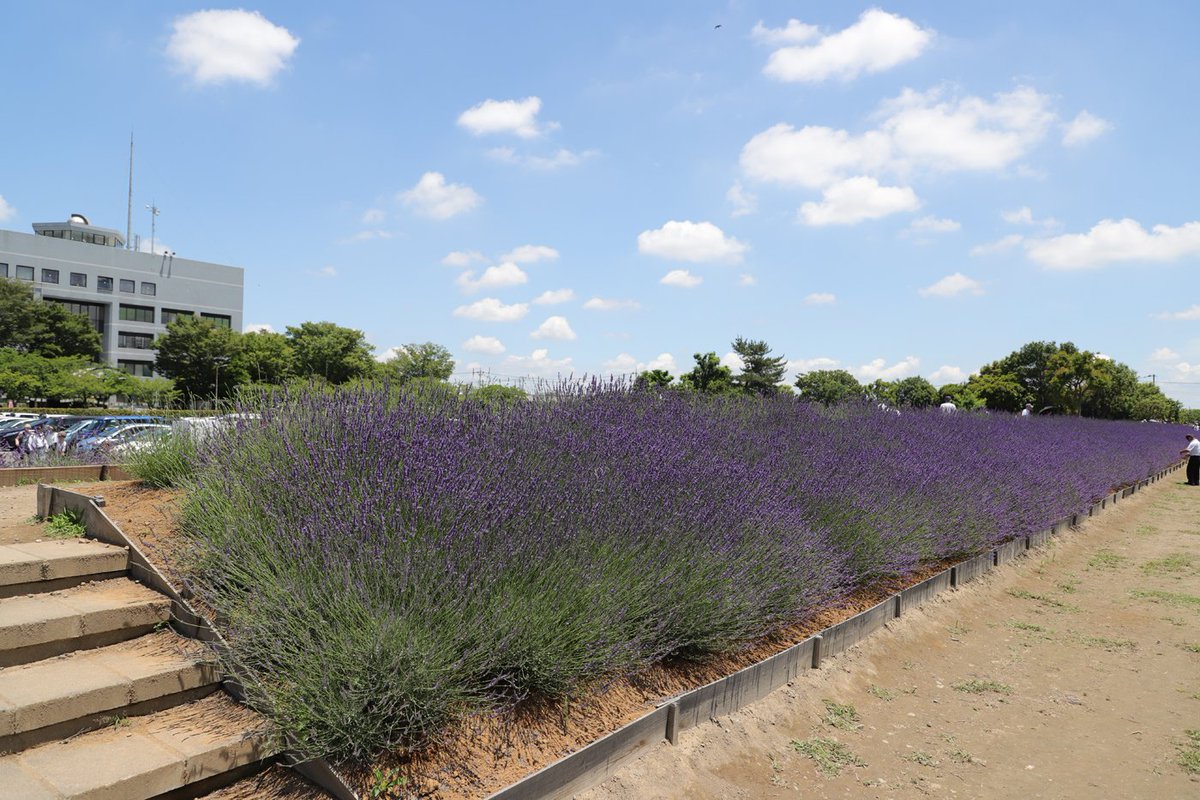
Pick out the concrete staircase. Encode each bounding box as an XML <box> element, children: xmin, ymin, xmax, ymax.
<box><xmin>0</xmin><ymin>537</ymin><xmax>274</xmax><ymax>798</ymax></box>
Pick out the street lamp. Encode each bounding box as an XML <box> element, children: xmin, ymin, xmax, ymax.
<box><xmin>214</xmin><ymin>355</ymin><xmax>231</xmax><ymax>408</ymax></box>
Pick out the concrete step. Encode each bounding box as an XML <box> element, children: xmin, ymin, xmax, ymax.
<box><xmin>0</xmin><ymin>630</ymin><xmax>220</xmax><ymax>753</ymax></box>
<box><xmin>0</xmin><ymin>540</ymin><xmax>128</xmax><ymax>598</ymax></box>
<box><xmin>0</xmin><ymin>579</ymin><xmax>172</xmax><ymax>668</ymax></box>
<box><xmin>0</xmin><ymin>693</ymin><xmax>273</xmax><ymax>799</ymax></box>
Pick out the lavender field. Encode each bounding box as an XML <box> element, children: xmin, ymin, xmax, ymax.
<box><xmin>176</xmin><ymin>383</ymin><xmax>1185</xmax><ymax>761</ymax></box>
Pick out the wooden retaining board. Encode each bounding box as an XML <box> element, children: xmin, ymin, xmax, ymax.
<box><xmin>817</xmin><ymin>596</ymin><xmax>895</xmax><ymax>662</ymax></box>
<box><xmin>993</xmin><ymin>537</ymin><xmax>1025</xmax><ymax>566</ymax></box>
<box><xmin>1026</xmin><ymin>529</ymin><xmax>1051</xmax><ymax>550</ymax></box>
<box><xmin>486</xmin><ymin>705</ymin><xmax>670</xmax><ymax>800</ymax></box>
<box><xmin>952</xmin><ymin>551</ymin><xmax>993</xmax><ymax>586</ymax></box>
<box><xmin>673</xmin><ymin>637</ymin><xmax>816</xmax><ymax>733</ymax></box>
<box><xmin>897</xmin><ymin>569</ymin><xmax>952</xmax><ymax>615</ymax></box>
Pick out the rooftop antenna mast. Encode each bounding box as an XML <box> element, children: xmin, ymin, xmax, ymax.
<box><xmin>145</xmin><ymin>201</ymin><xmax>160</xmax><ymax>254</ymax></box>
<box><xmin>125</xmin><ymin>133</ymin><xmax>134</xmax><ymax>250</ymax></box>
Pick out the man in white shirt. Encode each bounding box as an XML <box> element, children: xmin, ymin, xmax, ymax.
<box><xmin>939</xmin><ymin>397</ymin><xmax>957</xmax><ymax>414</ymax></box>
<box><xmin>1021</xmin><ymin>404</ymin><xmax>1033</xmax><ymax>417</ymax></box>
<box><xmin>1181</xmin><ymin>435</ymin><xmax>1200</xmax><ymax>485</ymax></box>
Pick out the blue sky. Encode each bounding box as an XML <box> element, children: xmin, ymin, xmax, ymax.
<box><xmin>3</xmin><ymin>2</ymin><xmax>1200</xmax><ymax>403</ymax></box>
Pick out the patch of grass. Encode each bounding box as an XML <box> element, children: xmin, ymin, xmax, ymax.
<box><xmin>822</xmin><ymin>699</ymin><xmax>862</xmax><ymax>731</ymax></box>
<box><xmin>1132</xmin><ymin>589</ymin><xmax>1200</xmax><ymax>610</ymax></box>
<box><xmin>1007</xmin><ymin>620</ymin><xmax>1049</xmax><ymax>633</ymax></box>
<box><xmin>904</xmin><ymin>751</ymin><xmax>938</xmax><ymax>767</ymax></box>
<box><xmin>1182</xmin><ymin>643</ymin><xmax>1200</xmax><ymax>654</ymax></box>
<box><xmin>947</xmin><ymin>620</ymin><xmax>971</xmax><ymax>636</ymax></box>
<box><xmin>1071</xmin><ymin>632</ymin><xmax>1136</xmax><ymax>651</ymax></box>
<box><xmin>948</xmin><ymin>748</ymin><xmax>975</xmax><ymax>764</ymax></box>
<box><xmin>952</xmin><ymin>679</ymin><xmax>1013</xmax><ymax>695</ymax></box>
<box><xmin>43</xmin><ymin>510</ymin><xmax>86</xmax><ymax>539</ymax></box>
<box><xmin>367</xmin><ymin>765</ymin><xmax>408</xmax><ymax>799</ymax></box>
<box><xmin>1179</xmin><ymin>730</ymin><xmax>1200</xmax><ymax>775</ymax></box>
<box><xmin>1134</xmin><ymin>524</ymin><xmax>1157</xmax><ymax>535</ymax></box>
<box><xmin>791</xmin><ymin>737</ymin><xmax>865</xmax><ymax>777</ymax></box>
<box><xmin>1089</xmin><ymin>550</ymin><xmax>1127</xmax><ymax>569</ymax></box>
<box><xmin>1006</xmin><ymin>588</ymin><xmax>1080</xmax><ymax>612</ymax></box>
<box><xmin>1056</xmin><ymin>579</ymin><xmax>1079</xmax><ymax>594</ymax></box>
<box><xmin>868</xmin><ymin>684</ymin><xmax>896</xmax><ymax>702</ymax></box>
<box><xmin>1142</xmin><ymin>554</ymin><xmax>1197</xmax><ymax>576</ymax></box>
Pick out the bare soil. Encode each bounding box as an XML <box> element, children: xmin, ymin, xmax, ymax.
<box><xmin>21</xmin><ymin>474</ymin><xmax>1198</xmax><ymax>799</ymax></box>
<box><xmin>579</xmin><ymin>475</ymin><xmax>1200</xmax><ymax>800</ymax></box>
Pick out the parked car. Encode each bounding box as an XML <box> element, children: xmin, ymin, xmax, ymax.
<box><xmin>66</xmin><ymin>415</ymin><xmax>165</xmax><ymax>450</ymax></box>
<box><xmin>106</xmin><ymin>426</ymin><xmax>174</xmax><ymax>458</ymax></box>
<box><xmin>75</xmin><ymin>424</ymin><xmax>172</xmax><ymax>456</ymax></box>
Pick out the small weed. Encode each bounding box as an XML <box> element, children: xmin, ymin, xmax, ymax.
<box><xmin>1182</xmin><ymin>643</ymin><xmax>1200</xmax><ymax>654</ymax></box>
<box><xmin>107</xmin><ymin>715</ymin><xmax>130</xmax><ymax>729</ymax></box>
<box><xmin>1088</xmin><ymin>551</ymin><xmax>1127</xmax><ymax>569</ymax></box>
<box><xmin>948</xmin><ymin>748</ymin><xmax>975</xmax><ymax>764</ymax></box>
<box><xmin>952</xmin><ymin>679</ymin><xmax>1013</xmax><ymax>695</ymax></box>
<box><xmin>1056</xmin><ymin>579</ymin><xmax>1079</xmax><ymax>594</ymax></box>
<box><xmin>791</xmin><ymin>737</ymin><xmax>865</xmax><ymax>776</ymax></box>
<box><xmin>868</xmin><ymin>684</ymin><xmax>896</xmax><ymax>702</ymax></box>
<box><xmin>769</xmin><ymin>754</ymin><xmax>785</xmax><ymax>786</ymax></box>
<box><xmin>822</xmin><ymin>699</ymin><xmax>862</xmax><ymax>731</ymax></box>
<box><xmin>368</xmin><ymin>765</ymin><xmax>408</xmax><ymax>799</ymax></box>
<box><xmin>23</xmin><ymin>514</ymin><xmax>42</xmax><ymax>524</ymax></box>
<box><xmin>1135</xmin><ymin>524</ymin><xmax>1157</xmax><ymax>535</ymax></box>
<box><xmin>1071</xmin><ymin>633</ymin><xmax>1136</xmax><ymax>651</ymax></box>
<box><xmin>1132</xmin><ymin>589</ymin><xmax>1200</xmax><ymax>610</ymax></box>
<box><xmin>905</xmin><ymin>751</ymin><xmax>938</xmax><ymax>767</ymax></box>
<box><xmin>44</xmin><ymin>510</ymin><xmax>86</xmax><ymax>539</ymax></box>
<box><xmin>1142</xmin><ymin>554</ymin><xmax>1196</xmax><ymax>576</ymax></box>
<box><xmin>947</xmin><ymin>620</ymin><xmax>971</xmax><ymax>636</ymax></box>
<box><xmin>1008</xmin><ymin>620</ymin><xmax>1049</xmax><ymax>633</ymax></box>
<box><xmin>1006</xmin><ymin>589</ymin><xmax>1080</xmax><ymax>612</ymax></box>
<box><xmin>1179</xmin><ymin>730</ymin><xmax>1200</xmax><ymax>775</ymax></box>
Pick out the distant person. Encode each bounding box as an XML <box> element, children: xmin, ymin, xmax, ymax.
<box><xmin>939</xmin><ymin>397</ymin><xmax>957</xmax><ymax>414</ymax></box>
<box><xmin>1021</xmin><ymin>403</ymin><xmax>1033</xmax><ymax>417</ymax></box>
<box><xmin>15</xmin><ymin>424</ymin><xmax>33</xmax><ymax>457</ymax></box>
<box><xmin>1182</xmin><ymin>434</ymin><xmax>1200</xmax><ymax>486</ymax></box>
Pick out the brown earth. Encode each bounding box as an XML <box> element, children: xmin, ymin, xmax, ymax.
<box><xmin>11</xmin><ymin>474</ymin><xmax>1197</xmax><ymax>799</ymax></box>
<box><xmin>578</xmin><ymin>475</ymin><xmax>1200</xmax><ymax>800</ymax></box>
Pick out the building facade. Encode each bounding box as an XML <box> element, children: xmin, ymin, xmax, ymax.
<box><xmin>0</xmin><ymin>214</ymin><xmax>244</xmax><ymax>376</ymax></box>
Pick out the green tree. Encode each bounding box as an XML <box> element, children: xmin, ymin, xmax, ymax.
<box><xmin>979</xmin><ymin>340</ymin><xmax>1060</xmax><ymax>410</ymax></box>
<box><xmin>233</xmin><ymin>330</ymin><xmax>295</xmax><ymax>385</ymax></box>
<box><xmin>125</xmin><ymin>376</ymin><xmax>180</xmax><ymax>407</ymax></box>
<box><xmin>967</xmin><ymin>371</ymin><xmax>1028</xmax><ymax>412</ymax></box>
<box><xmin>286</xmin><ymin>321</ymin><xmax>376</xmax><ymax>384</ymax></box>
<box><xmin>472</xmin><ymin>384</ymin><xmax>528</xmax><ymax>406</ymax></box>
<box><xmin>637</xmin><ymin>369</ymin><xmax>674</xmax><ymax>389</ymax></box>
<box><xmin>0</xmin><ymin>278</ymin><xmax>101</xmax><ymax>359</ymax></box>
<box><xmin>679</xmin><ymin>352</ymin><xmax>735</xmax><ymax>394</ymax></box>
<box><xmin>0</xmin><ymin>349</ymin><xmax>51</xmax><ymax>404</ymax></box>
<box><xmin>154</xmin><ymin>316</ymin><xmax>246</xmax><ymax>400</ymax></box>
<box><xmin>892</xmin><ymin>376</ymin><xmax>939</xmax><ymax>408</ymax></box>
<box><xmin>1045</xmin><ymin>346</ymin><xmax>1110</xmax><ymax>415</ymax></box>
<box><xmin>378</xmin><ymin>341</ymin><xmax>456</xmax><ymax>384</ymax></box>
<box><xmin>1129</xmin><ymin>382</ymin><xmax>1179</xmax><ymax>421</ymax></box>
<box><xmin>938</xmin><ymin>382</ymin><xmax>982</xmax><ymax>411</ymax></box>
<box><xmin>865</xmin><ymin>379</ymin><xmax>897</xmax><ymax>405</ymax></box>
<box><xmin>731</xmin><ymin>337</ymin><xmax>787</xmax><ymax>396</ymax></box>
<box><xmin>793</xmin><ymin>369</ymin><xmax>862</xmax><ymax>405</ymax></box>
<box><xmin>43</xmin><ymin>360</ymin><xmax>132</xmax><ymax>406</ymax></box>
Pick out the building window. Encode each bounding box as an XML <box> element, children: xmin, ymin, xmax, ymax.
<box><xmin>70</xmin><ymin>272</ymin><xmax>87</xmax><ymax>287</ymax></box>
<box><xmin>119</xmin><ymin>304</ymin><xmax>155</xmax><ymax>323</ymax></box>
<box><xmin>70</xmin><ymin>231</ymin><xmax>85</xmax><ymax>242</ymax></box>
<box><xmin>16</xmin><ymin>265</ymin><xmax>33</xmax><ymax>281</ymax></box>
<box><xmin>41</xmin><ymin>268</ymin><xmax>60</xmax><ymax>284</ymax></box>
<box><xmin>119</xmin><ymin>279</ymin><xmax>135</xmax><ymax>293</ymax></box>
<box><xmin>200</xmin><ymin>313</ymin><xmax>232</xmax><ymax>330</ymax></box>
<box><xmin>118</xmin><ymin>360</ymin><xmax>154</xmax><ymax>378</ymax></box>
<box><xmin>97</xmin><ymin>276</ymin><xmax>113</xmax><ymax>293</ymax></box>
<box><xmin>161</xmin><ymin>308</ymin><xmax>193</xmax><ymax>325</ymax></box>
<box><xmin>44</xmin><ymin>298</ymin><xmax>106</xmax><ymax>334</ymax></box>
<box><xmin>118</xmin><ymin>331</ymin><xmax>155</xmax><ymax>350</ymax></box>
<box><xmin>0</xmin><ymin>264</ymin><xmax>7</xmax><ymax>278</ymax></box>
<box><xmin>140</xmin><ymin>281</ymin><xmax>156</xmax><ymax>296</ymax></box>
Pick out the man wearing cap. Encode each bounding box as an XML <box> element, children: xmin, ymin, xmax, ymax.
<box><xmin>1181</xmin><ymin>434</ymin><xmax>1200</xmax><ymax>486</ymax></box>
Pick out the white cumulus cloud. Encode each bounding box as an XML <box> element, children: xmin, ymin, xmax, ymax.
<box><xmin>500</xmin><ymin>244</ymin><xmax>559</xmax><ymax>264</ymax></box>
<box><xmin>1062</xmin><ymin>110</ymin><xmax>1111</xmax><ymax>146</ymax></box>
<box><xmin>638</xmin><ymin>220</ymin><xmax>747</xmax><ymax>263</ymax></box>
<box><xmin>456</xmin><ymin>262</ymin><xmax>528</xmax><ymax>293</ymax></box>
<box><xmin>660</xmin><ymin>269</ymin><xmax>703</xmax><ymax>288</ymax></box>
<box><xmin>533</xmin><ymin>289</ymin><xmax>575</xmax><ymax>305</ymax></box>
<box><xmin>727</xmin><ymin>182</ymin><xmax>758</xmax><ymax>217</ymax></box>
<box><xmin>1151</xmin><ymin>347</ymin><xmax>1181</xmax><ymax>361</ymax></box>
<box><xmin>930</xmin><ymin>365</ymin><xmax>967</xmax><ymax>384</ymax></box>
<box><xmin>909</xmin><ymin>215</ymin><xmax>960</xmax><ymax>233</ymax></box>
<box><xmin>458</xmin><ymin>97</ymin><xmax>555</xmax><ymax>138</ymax></box>
<box><xmin>788</xmin><ymin>357</ymin><xmax>840</xmax><ymax>375</ymax></box>
<box><xmin>741</xmin><ymin>124</ymin><xmax>892</xmax><ymax>189</ymax></box>
<box><xmin>751</xmin><ymin>19</ymin><xmax>819</xmax><ymax>45</ymax></box>
<box><xmin>166</xmin><ymin>9</ymin><xmax>299</xmax><ymax>87</ymax></box>
<box><xmin>762</xmin><ymin>9</ymin><xmax>933</xmax><ymax>84</ymax></box>
<box><xmin>530</xmin><ymin>315</ymin><xmax>576</xmax><ymax>341</ymax></box>
<box><xmin>583</xmin><ymin>297</ymin><xmax>641</xmax><ymax>311</ymax></box>
<box><xmin>919</xmin><ymin>272</ymin><xmax>984</xmax><ymax>298</ymax></box>
<box><xmin>1026</xmin><ymin>218</ymin><xmax>1200</xmax><ymax>269</ymax></box>
<box><xmin>462</xmin><ymin>335</ymin><xmax>506</xmax><ymax>355</ymax></box>
<box><xmin>0</xmin><ymin>195</ymin><xmax>15</xmax><ymax>221</ymax></box>
<box><xmin>800</xmin><ymin>176</ymin><xmax>919</xmax><ymax>226</ymax></box>
<box><xmin>604</xmin><ymin>352</ymin><xmax>677</xmax><ymax>374</ymax></box>
<box><xmin>804</xmin><ymin>292</ymin><xmax>836</xmax><ymax>305</ymax></box>
<box><xmin>244</xmin><ymin>323</ymin><xmax>274</xmax><ymax>334</ymax></box>
<box><xmin>400</xmin><ymin>172</ymin><xmax>482</xmax><ymax>220</ymax></box>
<box><xmin>720</xmin><ymin>352</ymin><xmax>744</xmax><ymax>371</ymax></box>
<box><xmin>453</xmin><ymin>297</ymin><xmax>529</xmax><ymax>322</ymax></box>
<box><xmin>488</xmin><ymin>147</ymin><xmax>595</xmax><ymax>170</ymax></box>
<box><xmin>855</xmin><ymin>356</ymin><xmax>920</xmax><ymax>381</ymax></box>
<box><xmin>441</xmin><ymin>250</ymin><xmax>485</xmax><ymax>268</ymax></box>
<box><xmin>1154</xmin><ymin>305</ymin><xmax>1200</xmax><ymax>321</ymax></box>
<box><xmin>503</xmin><ymin>348</ymin><xmax>573</xmax><ymax>376</ymax></box>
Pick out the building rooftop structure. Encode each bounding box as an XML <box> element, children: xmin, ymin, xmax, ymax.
<box><xmin>0</xmin><ymin>213</ymin><xmax>244</xmax><ymax>378</ymax></box>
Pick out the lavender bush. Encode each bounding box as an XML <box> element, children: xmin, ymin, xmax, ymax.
<box><xmin>177</xmin><ymin>382</ymin><xmax>1184</xmax><ymax>761</ymax></box>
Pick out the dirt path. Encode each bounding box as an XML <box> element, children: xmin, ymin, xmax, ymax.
<box><xmin>581</xmin><ymin>476</ymin><xmax>1200</xmax><ymax>800</ymax></box>
<box><xmin>0</xmin><ymin>484</ymin><xmax>43</xmax><ymax>544</ymax></box>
